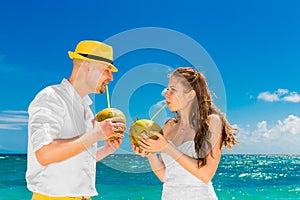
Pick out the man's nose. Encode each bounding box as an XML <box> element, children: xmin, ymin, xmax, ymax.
<box><xmin>108</xmin><ymin>71</ymin><xmax>113</xmax><ymax>81</ymax></box>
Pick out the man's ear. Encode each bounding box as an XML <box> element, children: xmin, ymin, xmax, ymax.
<box><xmin>74</xmin><ymin>59</ymin><xmax>89</xmax><ymax>71</ymax></box>
<box><xmin>83</xmin><ymin>60</ymin><xmax>91</xmax><ymax>71</ymax></box>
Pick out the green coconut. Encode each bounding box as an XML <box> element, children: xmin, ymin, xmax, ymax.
<box><xmin>129</xmin><ymin>119</ymin><xmax>163</xmax><ymax>149</ymax></box>
<box><xmin>95</xmin><ymin>108</ymin><xmax>126</xmax><ymax>140</ymax></box>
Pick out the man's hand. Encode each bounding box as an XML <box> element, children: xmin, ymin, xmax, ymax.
<box><xmin>104</xmin><ymin>137</ymin><xmax>123</xmax><ymax>155</ymax></box>
<box><xmin>94</xmin><ymin>117</ymin><xmax>126</xmax><ymax>140</ymax></box>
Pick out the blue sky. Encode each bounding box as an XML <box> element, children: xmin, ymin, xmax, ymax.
<box><xmin>0</xmin><ymin>0</ymin><xmax>300</xmax><ymax>154</ymax></box>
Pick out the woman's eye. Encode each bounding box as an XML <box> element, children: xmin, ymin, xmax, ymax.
<box><xmin>165</xmin><ymin>87</ymin><xmax>176</xmax><ymax>94</ymax></box>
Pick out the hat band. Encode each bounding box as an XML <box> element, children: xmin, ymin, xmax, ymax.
<box><xmin>78</xmin><ymin>53</ymin><xmax>113</xmax><ymax>64</ymax></box>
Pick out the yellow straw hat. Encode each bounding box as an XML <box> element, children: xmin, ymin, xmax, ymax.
<box><xmin>68</xmin><ymin>40</ymin><xmax>118</xmax><ymax>72</ymax></box>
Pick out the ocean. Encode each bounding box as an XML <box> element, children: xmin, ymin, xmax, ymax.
<box><xmin>0</xmin><ymin>154</ymin><xmax>299</xmax><ymax>200</ymax></box>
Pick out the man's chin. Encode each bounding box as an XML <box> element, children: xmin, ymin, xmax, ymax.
<box><xmin>95</xmin><ymin>88</ymin><xmax>104</xmax><ymax>94</ymax></box>
<box><xmin>96</xmin><ymin>85</ymin><xmax>105</xmax><ymax>94</ymax></box>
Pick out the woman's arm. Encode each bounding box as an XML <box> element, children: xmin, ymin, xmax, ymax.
<box><xmin>139</xmin><ymin>114</ymin><xmax>222</xmax><ymax>183</ymax></box>
<box><xmin>132</xmin><ymin>119</ymin><xmax>177</xmax><ymax>182</ymax></box>
<box><xmin>132</xmin><ymin>145</ymin><xmax>166</xmax><ymax>182</ymax></box>
<box><xmin>147</xmin><ymin>153</ymin><xmax>166</xmax><ymax>182</ymax></box>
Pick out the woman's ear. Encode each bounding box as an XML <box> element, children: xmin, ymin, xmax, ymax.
<box><xmin>187</xmin><ymin>90</ymin><xmax>196</xmax><ymax>101</ymax></box>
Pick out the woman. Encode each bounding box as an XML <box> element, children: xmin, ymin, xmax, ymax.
<box><xmin>132</xmin><ymin>67</ymin><xmax>238</xmax><ymax>200</ymax></box>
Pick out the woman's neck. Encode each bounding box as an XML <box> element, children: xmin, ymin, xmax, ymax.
<box><xmin>178</xmin><ymin>103</ymin><xmax>193</xmax><ymax>125</ymax></box>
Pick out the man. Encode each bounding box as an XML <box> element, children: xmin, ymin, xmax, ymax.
<box><xmin>26</xmin><ymin>40</ymin><xmax>126</xmax><ymax>199</ymax></box>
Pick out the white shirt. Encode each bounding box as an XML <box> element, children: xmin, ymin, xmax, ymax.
<box><xmin>26</xmin><ymin>79</ymin><xmax>98</xmax><ymax>197</ymax></box>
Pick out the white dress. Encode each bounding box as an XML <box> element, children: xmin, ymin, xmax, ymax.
<box><xmin>161</xmin><ymin>141</ymin><xmax>218</xmax><ymax>200</ymax></box>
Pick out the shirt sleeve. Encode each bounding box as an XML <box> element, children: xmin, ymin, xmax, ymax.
<box><xmin>28</xmin><ymin>88</ymin><xmax>65</xmax><ymax>152</ymax></box>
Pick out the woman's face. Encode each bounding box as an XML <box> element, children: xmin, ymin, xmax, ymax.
<box><xmin>164</xmin><ymin>76</ymin><xmax>193</xmax><ymax>112</ymax></box>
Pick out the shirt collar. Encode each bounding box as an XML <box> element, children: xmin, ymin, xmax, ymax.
<box><xmin>61</xmin><ymin>78</ymin><xmax>92</xmax><ymax>106</ymax></box>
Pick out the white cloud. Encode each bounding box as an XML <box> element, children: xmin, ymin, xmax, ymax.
<box><xmin>2</xmin><ymin>110</ymin><xmax>28</xmax><ymax>114</ymax></box>
<box><xmin>234</xmin><ymin>115</ymin><xmax>300</xmax><ymax>154</ymax></box>
<box><xmin>257</xmin><ymin>89</ymin><xmax>300</xmax><ymax>103</ymax></box>
<box><xmin>277</xmin><ymin>89</ymin><xmax>289</xmax><ymax>95</ymax></box>
<box><xmin>257</xmin><ymin>91</ymin><xmax>279</xmax><ymax>102</ymax></box>
<box><xmin>276</xmin><ymin>115</ymin><xmax>300</xmax><ymax>135</ymax></box>
<box><xmin>282</xmin><ymin>92</ymin><xmax>300</xmax><ymax>103</ymax></box>
<box><xmin>0</xmin><ymin>124</ymin><xmax>23</xmax><ymax>130</ymax></box>
<box><xmin>0</xmin><ymin>144</ymin><xmax>13</xmax><ymax>151</ymax></box>
<box><xmin>0</xmin><ymin>110</ymin><xmax>28</xmax><ymax>130</ymax></box>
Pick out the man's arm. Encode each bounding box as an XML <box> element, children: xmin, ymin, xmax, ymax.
<box><xmin>36</xmin><ymin>118</ymin><xmax>125</xmax><ymax>166</ymax></box>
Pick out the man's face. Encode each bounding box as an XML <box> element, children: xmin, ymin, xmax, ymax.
<box><xmin>86</xmin><ymin>62</ymin><xmax>113</xmax><ymax>94</ymax></box>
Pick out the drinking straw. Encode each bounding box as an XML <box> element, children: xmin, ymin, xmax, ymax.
<box><xmin>151</xmin><ymin>103</ymin><xmax>167</xmax><ymax>120</ymax></box>
<box><xmin>105</xmin><ymin>85</ymin><xmax>111</xmax><ymax>108</ymax></box>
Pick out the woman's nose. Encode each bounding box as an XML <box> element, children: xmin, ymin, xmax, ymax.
<box><xmin>164</xmin><ymin>89</ymin><xmax>170</xmax><ymax>97</ymax></box>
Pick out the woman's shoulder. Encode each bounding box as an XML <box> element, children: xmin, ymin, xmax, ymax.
<box><xmin>208</xmin><ymin>113</ymin><xmax>223</xmax><ymax>133</ymax></box>
<box><xmin>163</xmin><ymin>118</ymin><xmax>178</xmax><ymax>138</ymax></box>
<box><xmin>208</xmin><ymin>113</ymin><xmax>221</xmax><ymax>122</ymax></box>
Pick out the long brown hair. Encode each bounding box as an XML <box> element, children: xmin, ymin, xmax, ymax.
<box><xmin>170</xmin><ymin>67</ymin><xmax>238</xmax><ymax>167</ymax></box>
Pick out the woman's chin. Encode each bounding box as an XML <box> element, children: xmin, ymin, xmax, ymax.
<box><xmin>167</xmin><ymin>106</ymin><xmax>175</xmax><ymax>112</ymax></box>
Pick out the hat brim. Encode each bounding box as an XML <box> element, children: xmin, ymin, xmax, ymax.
<box><xmin>68</xmin><ymin>51</ymin><xmax>118</xmax><ymax>72</ymax></box>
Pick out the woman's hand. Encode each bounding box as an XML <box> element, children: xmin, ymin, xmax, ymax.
<box><xmin>138</xmin><ymin>131</ymin><xmax>169</xmax><ymax>153</ymax></box>
<box><xmin>131</xmin><ymin>144</ymin><xmax>150</xmax><ymax>157</ymax></box>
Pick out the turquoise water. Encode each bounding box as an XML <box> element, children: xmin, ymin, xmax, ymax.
<box><xmin>0</xmin><ymin>154</ymin><xmax>299</xmax><ymax>200</ymax></box>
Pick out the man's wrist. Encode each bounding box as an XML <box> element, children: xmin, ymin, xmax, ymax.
<box><xmin>100</xmin><ymin>145</ymin><xmax>112</xmax><ymax>156</ymax></box>
<box><xmin>80</xmin><ymin>130</ymin><xmax>104</xmax><ymax>149</ymax></box>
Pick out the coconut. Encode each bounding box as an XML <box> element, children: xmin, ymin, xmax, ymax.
<box><xmin>129</xmin><ymin>119</ymin><xmax>163</xmax><ymax>150</ymax></box>
<box><xmin>95</xmin><ymin>108</ymin><xmax>126</xmax><ymax>140</ymax></box>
